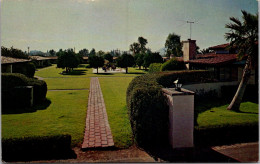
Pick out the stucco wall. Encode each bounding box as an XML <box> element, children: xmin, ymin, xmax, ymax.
<box><xmin>184</xmin><ymin>81</ymin><xmax>239</xmax><ymax>97</ymax></box>
<box><xmin>166</xmin><ymin>93</ymin><xmax>194</xmax><ymax>149</ymax></box>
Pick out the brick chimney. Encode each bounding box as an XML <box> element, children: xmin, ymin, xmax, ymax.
<box><xmin>182</xmin><ymin>39</ymin><xmax>196</xmax><ymax>69</ymax></box>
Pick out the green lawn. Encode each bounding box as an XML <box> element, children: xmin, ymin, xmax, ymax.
<box><xmin>196</xmin><ymin>101</ymin><xmax>258</xmax><ymax>129</ymax></box>
<box><xmin>35</xmin><ymin>64</ymin><xmax>147</xmax><ymax>78</ymax></box>
<box><xmin>99</xmin><ymin>77</ymin><xmax>134</xmax><ymax>148</ymax></box>
<box><xmin>45</xmin><ymin>78</ymin><xmax>90</xmax><ymax>90</ymax></box>
<box><xmin>2</xmin><ymin>90</ymin><xmax>88</xmax><ymax>146</ymax></box>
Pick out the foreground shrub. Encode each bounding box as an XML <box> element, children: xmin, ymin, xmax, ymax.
<box><xmin>2</xmin><ymin>135</ymin><xmax>75</xmax><ymax>162</ymax></box>
<box><xmin>148</xmin><ymin>63</ymin><xmax>162</xmax><ymax>73</ymax></box>
<box><xmin>2</xmin><ymin>73</ymin><xmax>47</xmax><ymax>109</ymax></box>
<box><xmin>127</xmin><ymin>74</ymin><xmax>168</xmax><ymax>148</ymax></box>
<box><xmin>160</xmin><ymin>58</ymin><xmax>186</xmax><ymax>71</ymax></box>
<box><xmin>25</xmin><ymin>62</ymin><xmax>36</xmax><ymax>78</ymax></box>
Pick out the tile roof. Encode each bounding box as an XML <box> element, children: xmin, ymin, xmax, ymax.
<box><xmin>29</xmin><ymin>55</ymin><xmax>50</xmax><ymax>61</ymax></box>
<box><xmin>1</xmin><ymin>56</ymin><xmax>31</xmax><ymax>64</ymax></box>
<box><xmin>209</xmin><ymin>43</ymin><xmax>229</xmax><ymax>50</ymax></box>
<box><xmin>187</xmin><ymin>54</ymin><xmax>237</xmax><ymax>65</ymax></box>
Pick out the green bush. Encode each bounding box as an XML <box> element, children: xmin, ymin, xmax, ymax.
<box><xmin>148</xmin><ymin>63</ymin><xmax>162</xmax><ymax>73</ymax></box>
<box><xmin>127</xmin><ymin>74</ymin><xmax>168</xmax><ymax>148</ymax></box>
<box><xmin>155</xmin><ymin>70</ymin><xmax>216</xmax><ymax>87</ymax></box>
<box><xmin>2</xmin><ymin>73</ymin><xmax>47</xmax><ymax>108</ymax></box>
<box><xmin>2</xmin><ymin>135</ymin><xmax>75</xmax><ymax>162</ymax></box>
<box><xmin>25</xmin><ymin>62</ymin><xmax>36</xmax><ymax>78</ymax></box>
<box><xmin>160</xmin><ymin>58</ymin><xmax>186</xmax><ymax>71</ymax></box>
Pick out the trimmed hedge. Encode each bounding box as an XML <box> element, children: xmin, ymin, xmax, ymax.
<box><xmin>155</xmin><ymin>70</ymin><xmax>216</xmax><ymax>87</ymax></box>
<box><xmin>2</xmin><ymin>135</ymin><xmax>75</xmax><ymax>162</ymax></box>
<box><xmin>127</xmin><ymin>74</ymin><xmax>168</xmax><ymax>148</ymax></box>
<box><xmin>148</xmin><ymin>63</ymin><xmax>162</xmax><ymax>73</ymax></box>
<box><xmin>2</xmin><ymin>73</ymin><xmax>47</xmax><ymax>109</ymax></box>
<box><xmin>160</xmin><ymin>58</ymin><xmax>186</xmax><ymax>71</ymax></box>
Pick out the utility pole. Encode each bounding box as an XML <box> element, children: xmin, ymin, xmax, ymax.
<box><xmin>28</xmin><ymin>46</ymin><xmax>30</xmax><ymax>55</ymax></box>
<box><xmin>187</xmin><ymin>21</ymin><xmax>194</xmax><ymax>39</ymax></box>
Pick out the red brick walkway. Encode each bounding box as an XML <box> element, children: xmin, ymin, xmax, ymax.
<box><xmin>82</xmin><ymin>77</ymin><xmax>114</xmax><ymax>149</ymax></box>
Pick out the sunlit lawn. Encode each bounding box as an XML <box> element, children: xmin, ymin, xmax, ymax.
<box><xmin>196</xmin><ymin>101</ymin><xmax>258</xmax><ymax>129</ymax></box>
<box><xmin>2</xmin><ymin>90</ymin><xmax>88</xmax><ymax>147</ymax></box>
<box><xmin>99</xmin><ymin>77</ymin><xmax>134</xmax><ymax>148</ymax></box>
<box><xmin>35</xmin><ymin>64</ymin><xmax>147</xmax><ymax>78</ymax></box>
<box><xmin>45</xmin><ymin>78</ymin><xmax>90</xmax><ymax>90</ymax></box>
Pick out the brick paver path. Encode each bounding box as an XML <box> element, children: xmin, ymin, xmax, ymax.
<box><xmin>82</xmin><ymin>77</ymin><xmax>114</xmax><ymax>149</ymax></box>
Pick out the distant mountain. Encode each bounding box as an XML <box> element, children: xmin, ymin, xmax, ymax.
<box><xmin>156</xmin><ymin>48</ymin><xmax>166</xmax><ymax>56</ymax></box>
<box><xmin>29</xmin><ymin>50</ymin><xmax>48</xmax><ymax>56</ymax></box>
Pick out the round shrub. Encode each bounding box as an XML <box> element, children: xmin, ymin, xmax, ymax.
<box><xmin>160</xmin><ymin>58</ymin><xmax>186</xmax><ymax>71</ymax></box>
<box><xmin>25</xmin><ymin>62</ymin><xmax>36</xmax><ymax>78</ymax></box>
<box><xmin>2</xmin><ymin>73</ymin><xmax>29</xmax><ymax>89</ymax></box>
<box><xmin>148</xmin><ymin>63</ymin><xmax>162</xmax><ymax>73</ymax></box>
<box><xmin>28</xmin><ymin>78</ymin><xmax>47</xmax><ymax>104</ymax></box>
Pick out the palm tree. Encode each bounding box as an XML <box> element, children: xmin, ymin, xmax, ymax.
<box><xmin>225</xmin><ymin>10</ymin><xmax>258</xmax><ymax>111</ymax></box>
<box><xmin>138</xmin><ymin>37</ymin><xmax>148</xmax><ymax>53</ymax></box>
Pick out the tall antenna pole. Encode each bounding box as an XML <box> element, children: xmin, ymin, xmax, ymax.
<box><xmin>187</xmin><ymin>21</ymin><xmax>194</xmax><ymax>39</ymax></box>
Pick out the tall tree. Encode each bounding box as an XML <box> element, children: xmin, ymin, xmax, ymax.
<box><xmin>104</xmin><ymin>53</ymin><xmax>113</xmax><ymax>63</ymax></box>
<box><xmin>165</xmin><ymin>33</ymin><xmax>183</xmax><ymax>57</ymax></box>
<box><xmin>138</xmin><ymin>36</ymin><xmax>148</xmax><ymax>53</ymax></box>
<box><xmin>88</xmin><ymin>55</ymin><xmax>104</xmax><ymax>74</ymax></box>
<box><xmin>116</xmin><ymin>54</ymin><xmax>135</xmax><ymax>73</ymax></box>
<box><xmin>49</xmin><ymin>49</ymin><xmax>56</xmax><ymax>56</ymax></box>
<box><xmin>57</xmin><ymin>49</ymin><xmax>79</xmax><ymax>73</ymax></box>
<box><xmin>225</xmin><ymin>10</ymin><xmax>258</xmax><ymax>111</ymax></box>
<box><xmin>78</xmin><ymin>48</ymin><xmax>89</xmax><ymax>57</ymax></box>
<box><xmin>130</xmin><ymin>42</ymin><xmax>141</xmax><ymax>55</ymax></box>
<box><xmin>89</xmin><ymin>48</ymin><xmax>96</xmax><ymax>56</ymax></box>
<box><xmin>1</xmin><ymin>46</ymin><xmax>29</xmax><ymax>59</ymax></box>
<box><xmin>143</xmin><ymin>52</ymin><xmax>163</xmax><ymax>69</ymax></box>
<box><xmin>134</xmin><ymin>53</ymin><xmax>144</xmax><ymax>69</ymax></box>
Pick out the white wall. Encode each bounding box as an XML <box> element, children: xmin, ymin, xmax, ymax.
<box><xmin>184</xmin><ymin>81</ymin><xmax>239</xmax><ymax>97</ymax></box>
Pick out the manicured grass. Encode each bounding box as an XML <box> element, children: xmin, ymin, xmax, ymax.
<box><xmin>2</xmin><ymin>90</ymin><xmax>88</xmax><ymax>147</ymax></box>
<box><xmin>45</xmin><ymin>78</ymin><xmax>90</xmax><ymax>90</ymax></box>
<box><xmin>196</xmin><ymin>101</ymin><xmax>258</xmax><ymax>129</ymax></box>
<box><xmin>99</xmin><ymin>77</ymin><xmax>134</xmax><ymax>148</ymax></box>
<box><xmin>35</xmin><ymin>64</ymin><xmax>147</xmax><ymax>78</ymax></box>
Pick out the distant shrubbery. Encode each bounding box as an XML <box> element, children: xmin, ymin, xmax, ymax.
<box><xmin>160</xmin><ymin>58</ymin><xmax>186</xmax><ymax>71</ymax></box>
<box><xmin>148</xmin><ymin>63</ymin><xmax>162</xmax><ymax>73</ymax></box>
<box><xmin>2</xmin><ymin>73</ymin><xmax>47</xmax><ymax>110</ymax></box>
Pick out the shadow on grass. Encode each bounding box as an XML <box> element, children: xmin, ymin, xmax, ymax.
<box><xmin>2</xmin><ymin>99</ymin><xmax>51</xmax><ymax>114</ymax></box>
<box><xmin>62</xmin><ymin>70</ymin><xmax>87</xmax><ymax>76</ymax></box>
<box><xmin>93</xmin><ymin>73</ymin><xmax>115</xmax><ymax>75</ymax></box>
<box><xmin>127</xmin><ymin>72</ymin><xmax>146</xmax><ymax>75</ymax></box>
<box><xmin>143</xmin><ymin>145</ymin><xmax>237</xmax><ymax>162</ymax></box>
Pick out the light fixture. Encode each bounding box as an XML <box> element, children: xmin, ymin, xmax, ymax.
<box><xmin>174</xmin><ymin>79</ymin><xmax>182</xmax><ymax>91</ymax></box>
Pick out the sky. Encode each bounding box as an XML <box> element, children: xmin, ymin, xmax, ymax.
<box><xmin>1</xmin><ymin>0</ymin><xmax>258</xmax><ymax>53</ymax></box>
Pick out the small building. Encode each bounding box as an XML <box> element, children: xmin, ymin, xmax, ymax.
<box><xmin>29</xmin><ymin>55</ymin><xmax>51</xmax><ymax>67</ymax></box>
<box><xmin>182</xmin><ymin>40</ymin><xmax>257</xmax><ymax>84</ymax></box>
<box><xmin>1</xmin><ymin>56</ymin><xmax>31</xmax><ymax>73</ymax></box>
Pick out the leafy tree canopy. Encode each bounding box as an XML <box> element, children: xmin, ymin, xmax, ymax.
<box><xmin>165</xmin><ymin>33</ymin><xmax>183</xmax><ymax>57</ymax></box>
<box><xmin>116</xmin><ymin>53</ymin><xmax>135</xmax><ymax>73</ymax></box>
<box><xmin>1</xmin><ymin>46</ymin><xmax>29</xmax><ymax>59</ymax></box>
<box><xmin>104</xmin><ymin>53</ymin><xmax>113</xmax><ymax>62</ymax></box>
<box><xmin>57</xmin><ymin>49</ymin><xmax>79</xmax><ymax>72</ymax></box>
<box><xmin>143</xmin><ymin>52</ymin><xmax>163</xmax><ymax>68</ymax></box>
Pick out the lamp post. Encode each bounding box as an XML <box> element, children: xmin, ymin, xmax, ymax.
<box><xmin>174</xmin><ymin>79</ymin><xmax>182</xmax><ymax>91</ymax></box>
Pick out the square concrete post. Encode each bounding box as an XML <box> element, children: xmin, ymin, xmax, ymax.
<box><xmin>162</xmin><ymin>88</ymin><xmax>195</xmax><ymax>149</ymax></box>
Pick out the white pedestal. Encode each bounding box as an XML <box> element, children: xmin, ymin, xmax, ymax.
<box><xmin>162</xmin><ymin>88</ymin><xmax>194</xmax><ymax>149</ymax></box>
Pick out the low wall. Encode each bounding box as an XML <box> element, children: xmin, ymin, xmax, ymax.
<box><xmin>183</xmin><ymin>81</ymin><xmax>239</xmax><ymax>97</ymax></box>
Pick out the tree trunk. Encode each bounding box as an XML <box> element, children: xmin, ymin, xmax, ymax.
<box><xmin>96</xmin><ymin>67</ymin><xmax>98</xmax><ymax>74</ymax></box>
<box><xmin>227</xmin><ymin>57</ymin><xmax>252</xmax><ymax>111</ymax></box>
<box><xmin>126</xmin><ymin>67</ymin><xmax>128</xmax><ymax>74</ymax></box>
<box><xmin>139</xmin><ymin>66</ymin><xmax>141</xmax><ymax>70</ymax></box>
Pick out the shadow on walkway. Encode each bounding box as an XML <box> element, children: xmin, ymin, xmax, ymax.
<box><xmin>144</xmin><ymin>145</ymin><xmax>238</xmax><ymax>162</ymax></box>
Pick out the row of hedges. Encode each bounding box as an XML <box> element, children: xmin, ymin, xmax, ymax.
<box><xmin>2</xmin><ymin>73</ymin><xmax>47</xmax><ymax>110</ymax></box>
<box><xmin>160</xmin><ymin>58</ymin><xmax>186</xmax><ymax>71</ymax></box>
<box><xmin>148</xmin><ymin>63</ymin><xmax>162</xmax><ymax>73</ymax></box>
<box><xmin>2</xmin><ymin>135</ymin><xmax>75</xmax><ymax>162</ymax></box>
